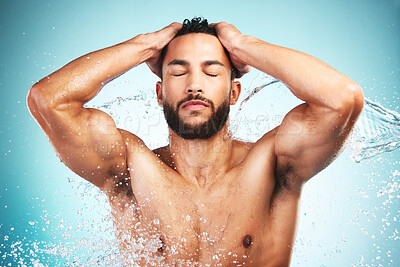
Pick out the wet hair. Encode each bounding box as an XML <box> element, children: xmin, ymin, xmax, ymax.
<box><xmin>159</xmin><ymin>17</ymin><xmax>237</xmax><ymax>80</ymax></box>
<box><xmin>175</xmin><ymin>17</ymin><xmax>217</xmax><ymax>37</ymax></box>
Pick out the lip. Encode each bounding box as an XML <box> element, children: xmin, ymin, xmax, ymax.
<box><xmin>181</xmin><ymin>100</ymin><xmax>209</xmax><ymax>110</ymax></box>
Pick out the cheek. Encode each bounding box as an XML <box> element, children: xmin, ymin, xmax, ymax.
<box><xmin>211</xmin><ymin>74</ymin><xmax>230</xmax><ymax>89</ymax></box>
<box><xmin>161</xmin><ymin>81</ymin><xmax>178</xmax><ymax>98</ymax></box>
<box><xmin>206</xmin><ymin>79</ymin><xmax>231</xmax><ymax>98</ymax></box>
<box><xmin>161</xmin><ymin>85</ymin><xmax>183</xmax><ymax>108</ymax></box>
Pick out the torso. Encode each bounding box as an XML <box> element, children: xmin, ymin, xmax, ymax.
<box><xmin>105</xmin><ymin>132</ymin><xmax>301</xmax><ymax>266</ymax></box>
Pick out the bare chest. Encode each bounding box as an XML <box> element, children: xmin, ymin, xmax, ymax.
<box><xmin>110</xmin><ymin>170</ymin><xmax>272</xmax><ymax>266</ymax></box>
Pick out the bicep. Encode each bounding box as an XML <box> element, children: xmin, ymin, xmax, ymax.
<box><xmin>274</xmin><ymin>103</ymin><xmax>358</xmax><ymax>184</ymax></box>
<box><xmin>31</xmin><ymin>103</ymin><xmax>128</xmax><ymax>189</ymax></box>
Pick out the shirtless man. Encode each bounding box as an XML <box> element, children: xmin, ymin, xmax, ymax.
<box><xmin>27</xmin><ymin>18</ymin><xmax>364</xmax><ymax>266</ymax></box>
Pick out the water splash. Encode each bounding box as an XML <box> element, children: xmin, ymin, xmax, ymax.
<box><xmin>237</xmin><ymin>74</ymin><xmax>281</xmax><ymax>112</ymax></box>
<box><xmin>350</xmin><ymin>98</ymin><xmax>400</xmax><ymax>162</ymax></box>
<box><xmin>88</xmin><ymin>73</ymin><xmax>400</xmax><ymax>162</ymax></box>
<box><xmin>233</xmin><ymin>73</ymin><xmax>400</xmax><ymax>162</ymax></box>
<box><xmin>8</xmin><ymin>72</ymin><xmax>398</xmax><ymax>265</ymax></box>
<box><xmin>84</xmin><ymin>89</ymin><xmax>169</xmax><ymax>150</ymax></box>
<box><xmin>229</xmin><ymin>73</ymin><xmax>291</xmax><ymax>142</ymax></box>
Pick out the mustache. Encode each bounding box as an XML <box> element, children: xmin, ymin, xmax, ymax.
<box><xmin>176</xmin><ymin>94</ymin><xmax>215</xmax><ymax>111</ymax></box>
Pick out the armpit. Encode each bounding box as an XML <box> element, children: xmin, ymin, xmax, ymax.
<box><xmin>274</xmin><ymin>162</ymin><xmax>303</xmax><ymax>195</ymax></box>
<box><xmin>103</xmin><ymin>174</ymin><xmax>134</xmax><ymax>200</ymax></box>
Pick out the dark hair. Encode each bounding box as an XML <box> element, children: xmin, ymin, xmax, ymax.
<box><xmin>159</xmin><ymin>17</ymin><xmax>237</xmax><ymax>80</ymax></box>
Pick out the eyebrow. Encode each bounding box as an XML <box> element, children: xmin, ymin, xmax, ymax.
<box><xmin>167</xmin><ymin>59</ymin><xmax>226</xmax><ymax>68</ymax></box>
<box><xmin>167</xmin><ymin>59</ymin><xmax>189</xmax><ymax>67</ymax></box>
<box><xmin>202</xmin><ymin>60</ymin><xmax>225</xmax><ymax>68</ymax></box>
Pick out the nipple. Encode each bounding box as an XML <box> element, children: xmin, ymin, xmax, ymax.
<box><xmin>243</xmin><ymin>235</ymin><xmax>252</xmax><ymax>248</ymax></box>
<box><xmin>158</xmin><ymin>238</ymin><xmax>165</xmax><ymax>253</ymax></box>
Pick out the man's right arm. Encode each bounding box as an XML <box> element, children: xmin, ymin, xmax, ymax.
<box><xmin>27</xmin><ymin>23</ymin><xmax>181</xmax><ymax>189</ymax></box>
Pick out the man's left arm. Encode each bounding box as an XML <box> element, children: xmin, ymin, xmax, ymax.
<box><xmin>214</xmin><ymin>22</ymin><xmax>364</xmax><ymax>189</ymax></box>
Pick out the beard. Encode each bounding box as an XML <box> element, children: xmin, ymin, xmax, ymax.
<box><xmin>162</xmin><ymin>94</ymin><xmax>230</xmax><ymax>140</ymax></box>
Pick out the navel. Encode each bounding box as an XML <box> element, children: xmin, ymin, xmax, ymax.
<box><xmin>243</xmin><ymin>234</ymin><xmax>252</xmax><ymax>248</ymax></box>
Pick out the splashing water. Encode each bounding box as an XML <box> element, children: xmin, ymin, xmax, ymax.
<box><xmin>232</xmin><ymin>73</ymin><xmax>400</xmax><ymax>163</ymax></box>
<box><xmin>229</xmin><ymin>73</ymin><xmax>282</xmax><ymax>137</ymax></box>
<box><xmin>88</xmin><ymin>73</ymin><xmax>399</xmax><ymax>266</ymax></box>
<box><xmin>237</xmin><ymin>75</ymin><xmax>281</xmax><ymax>112</ymax></box>
<box><xmin>350</xmin><ymin>98</ymin><xmax>400</xmax><ymax>162</ymax></box>
<box><xmin>6</xmin><ymin>72</ymin><xmax>399</xmax><ymax>265</ymax></box>
<box><xmin>71</xmin><ymin>73</ymin><xmax>400</xmax><ymax>264</ymax></box>
<box><xmin>1</xmin><ymin>176</ymin><xmax>121</xmax><ymax>266</ymax></box>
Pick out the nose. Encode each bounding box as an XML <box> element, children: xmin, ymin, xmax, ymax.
<box><xmin>186</xmin><ymin>73</ymin><xmax>203</xmax><ymax>94</ymax></box>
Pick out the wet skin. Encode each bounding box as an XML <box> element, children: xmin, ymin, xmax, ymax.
<box><xmin>104</xmin><ymin>132</ymin><xmax>297</xmax><ymax>266</ymax></box>
<box><xmin>27</xmin><ymin>22</ymin><xmax>363</xmax><ymax>266</ymax></box>
<box><xmin>102</xmin><ymin>34</ymin><xmax>299</xmax><ymax>266</ymax></box>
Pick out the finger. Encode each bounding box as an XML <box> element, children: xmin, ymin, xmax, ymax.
<box><xmin>235</xmin><ymin>65</ymin><xmax>251</xmax><ymax>78</ymax></box>
<box><xmin>146</xmin><ymin>61</ymin><xmax>161</xmax><ymax>78</ymax></box>
<box><xmin>209</xmin><ymin>22</ymin><xmax>228</xmax><ymax>30</ymax></box>
<box><xmin>155</xmin><ymin>22</ymin><xmax>182</xmax><ymax>35</ymax></box>
<box><xmin>167</xmin><ymin>22</ymin><xmax>183</xmax><ymax>33</ymax></box>
<box><xmin>168</xmin><ymin>22</ymin><xmax>183</xmax><ymax>30</ymax></box>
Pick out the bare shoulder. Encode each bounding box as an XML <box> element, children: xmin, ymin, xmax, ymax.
<box><xmin>235</xmin><ymin>126</ymin><xmax>303</xmax><ymax>200</ymax></box>
<box><xmin>102</xmin><ymin>129</ymin><xmax>151</xmax><ymax>201</ymax></box>
<box><xmin>250</xmin><ymin>126</ymin><xmax>304</xmax><ymax>195</ymax></box>
<box><xmin>118</xmin><ymin>129</ymin><xmax>163</xmax><ymax>160</ymax></box>
<box><xmin>228</xmin><ymin>128</ymin><xmax>278</xmax><ymax>199</ymax></box>
<box><xmin>118</xmin><ymin>129</ymin><xmax>147</xmax><ymax>151</ymax></box>
<box><xmin>238</xmin><ymin>126</ymin><xmax>279</xmax><ymax>166</ymax></box>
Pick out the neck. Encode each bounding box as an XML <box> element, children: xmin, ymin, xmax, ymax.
<box><xmin>168</xmin><ymin>123</ymin><xmax>233</xmax><ymax>188</ymax></box>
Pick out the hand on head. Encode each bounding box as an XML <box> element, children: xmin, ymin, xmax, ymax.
<box><xmin>210</xmin><ymin>22</ymin><xmax>251</xmax><ymax>78</ymax></box>
<box><xmin>145</xmin><ymin>22</ymin><xmax>182</xmax><ymax>78</ymax></box>
<box><xmin>145</xmin><ymin>20</ymin><xmax>250</xmax><ymax>79</ymax></box>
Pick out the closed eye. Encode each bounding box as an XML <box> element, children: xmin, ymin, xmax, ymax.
<box><xmin>172</xmin><ymin>73</ymin><xmax>186</xmax><ymax>77</ymax></box>
<box><xmin>206</xmin><ymin>73</ymin><xmax>218</xmax><ymax>77</ymax></box>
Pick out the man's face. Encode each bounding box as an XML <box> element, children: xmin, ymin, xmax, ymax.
<box><xmin>156</xmin><ymin>33</ymin><xmax>241</xmax><ymax>139</ymax></box>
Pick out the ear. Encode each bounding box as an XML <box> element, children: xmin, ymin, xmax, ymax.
<box><xmin>230</xmin><ymin>81</ymin><xmax>241</xmax><ymax>105</ymax></box>
<box><xmin>156</xmin><ymin>81</ymin><xmax>163</xmax><ymax>107</ymax></box>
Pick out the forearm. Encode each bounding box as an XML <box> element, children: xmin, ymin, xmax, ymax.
<box><xmin>31</xmin><ymin>34</ymin><xmax>154</xmax><ymax>109</ymax></box>
<box><xmin>234</xmin><ymin>36</ymin><xmax>361</xmax><ymax>110</ymax></box>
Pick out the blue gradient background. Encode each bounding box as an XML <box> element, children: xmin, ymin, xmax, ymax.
<box><xmin>1</xmin><ymin>0</ymin><xmax>399</xmax><ymax>265</ymax></box>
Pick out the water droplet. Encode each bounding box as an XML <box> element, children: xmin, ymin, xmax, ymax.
<box><xmin>212</xmin><ymin>254</ymin><xmax>219</xmax><ymax>260</ymax></box>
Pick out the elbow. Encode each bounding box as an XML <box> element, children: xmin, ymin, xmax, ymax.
<box><xmin>337</xmin><ymin>82</ymin><xmax>364</xmax><ymax>117</ymax></box>
<box><xmin>27</xmin><ymin>84</ymin><xmax>52</xmax><ymax>117</ymax></box>
<box><xmin>348</xmin><ymin>82</ymin><xmax>364</xmax><ymax>116</ymax></box>
<box><xmin>348</xmin><ymin>82</ymin><xmax>364</xmax><ymax>101</ymax></box>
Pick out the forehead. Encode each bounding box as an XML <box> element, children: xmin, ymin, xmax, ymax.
<box><xmin>163</xmin><ymin>33</ymin><xmax>231</xmax><ymax>67</ymax></box>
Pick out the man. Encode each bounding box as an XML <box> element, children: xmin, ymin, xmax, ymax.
<box><xmin>27</xmin><ymin>17</ymin><xmax>364</xmax><ymax>266</ymax></box>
